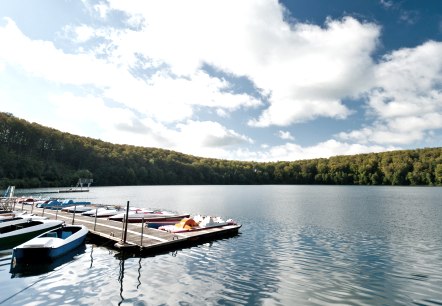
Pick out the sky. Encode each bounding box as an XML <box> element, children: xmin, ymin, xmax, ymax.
<box><xmin>0</xmin><ymin>0</ymin><xmax>441</xmax><ymax>162</ymax></box>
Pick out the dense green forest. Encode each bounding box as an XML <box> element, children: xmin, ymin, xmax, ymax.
<box><xmin>0</xmin><ymin>112</ymin><xmax>441</xmax><ymax>188</ymax></box>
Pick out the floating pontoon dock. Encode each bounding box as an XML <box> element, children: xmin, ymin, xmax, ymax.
<box><xmin>23</xmin><ymin>205</ymin><xmax>241</xmax><ymax>255</ymax></box>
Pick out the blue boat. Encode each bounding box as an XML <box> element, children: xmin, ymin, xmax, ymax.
<box><xmin>12</xmin><ymin>225</ymin><xmax>88</xmax><ymax>263</ymax></box>
<box><xmin>10</xmin><ymin>244</ymin><xmax>87</xmax><ymax>277</ymax></box>
<box><xmin>40</xmin><ymin>199</ymin><xmax>92</xmax><ymax>210</ymax></box>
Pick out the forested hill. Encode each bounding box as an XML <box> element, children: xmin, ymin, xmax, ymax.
<box><xmin>1</xmin><ymin>112</ymin><xmax>441</xmax><ymax>188</ymax></box>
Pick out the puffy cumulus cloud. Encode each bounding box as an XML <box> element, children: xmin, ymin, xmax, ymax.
<box><xmin>102</xmin><ymin>1</ymin><xmax>380</xmax><ymax>127</ymax></box>
<box><xmin>339</xmin><ymin>41</ymin><xmax>442</xmax><ymax>145</ymax></box>
<box><xmin>249</xmin><ymin>98</ymin><xmax>352</xmax><ymax>127</ymax></box>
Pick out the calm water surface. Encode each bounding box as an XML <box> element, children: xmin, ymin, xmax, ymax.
<box><xmin>1</xmin><ymin>185</ymin><xmax>442</xmax><ymax>305</ymax></box>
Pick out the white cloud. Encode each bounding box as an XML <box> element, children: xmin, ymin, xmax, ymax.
<box><xmin>101</xmin><ymin>2</ymin><xmax>380</xmax><ymax>127</ymax></box>
<box><xmin>339</xmin><ymin>41</ymin><xmax>442</xmax><ymax>145</ymax></box>
<box><xmin>47</xmin><ymin>92</ymin><xmax>136</xmax><ymax>140</ymax></box>
<box><xmin>0</xmin><ymin>17</ymin><xmax>260</xmax><ymax>124</ymax></box>
<box><xmin>277</xmin><ymin>130</ymin><xmax>294</xmax><ymax>140</ymax></box>
<box><xmin>379</xmin><ymin>0</ymin><xmax>394</xmax><ymax>9</ymax></box>
<box><xmin>64</xmin><ymin>24</ymin><xmax>96</xmax><ymax>43</ymax></box>
<box><xmin>0</xmin><ymin>18</ymin><xmax>122</xmax><ymax>87</ymax></box>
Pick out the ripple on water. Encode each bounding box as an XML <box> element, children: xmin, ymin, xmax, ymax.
<box><xmin>2</xmin><ymin>185</ymin><xmax>442</xmax><ymax>305</ymax></box>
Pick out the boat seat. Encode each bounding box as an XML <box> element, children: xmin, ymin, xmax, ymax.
<box><xmin>61</xmin><ymin>231</ymin><xmax>72</xmax><ymax>239</ymax></box>
<box><xmin>46</xmin><ymin>232</ymin><xmax>58</xmax><ymax>238</ymax></box>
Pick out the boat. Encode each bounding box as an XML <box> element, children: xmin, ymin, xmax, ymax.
<box><xmin>34</xmin><ymin>199</ymin><xmax>52</xmax><ymax>208</ymax></box>
<box><xmin>0</xmin><ymin>217</ymin><xmax>31</xmax><ymax>227</ymax></box>
<box><xmin>41</xmin><ymin>199</ymin><xmax>92</xmax><ymax>210</ymax></box>
<box><xmin>16</xmin><ymin>197</ymin><xmax>36</xmax><ymax>205</ymax></box>
<box><xmin>0</xmin><ymin>219</ymin><xmax>64</xmax><ymax>250</ymax></box>
<box><xmin>81</xmin><ymin>206</ymin><xmax>125</xmax><ymax>218</ymax></box>
<box><xmin>108</xmin><ymin>209</ymin><xmax>190</xmax><ymax>223</ymax></box>
<box><xmin>61</xmin><ymin>205</ymin><xmax>96</xmax><ymax>213</ymax></box>
<box><xmin>36</xmin><ymin>199</ymin><xmax>62</xmax><ymax>208</ymax></box>
<box><xmin>158</xmin><ymin>215</ymin><xmax>237</xmax><ymax>233</ymax></box>
<box><xmin>10</xmin><ymin>244</ymin><xmax>87</xmax><ymax>277</ymax></box>
<box><xmin>0</xmin><ymin>211</ymin><xmax>47</xmax><ymax>222</ymax></box>
<box><xmin>11</xmin><ymin>224</ymin><xmax>88</xmax><ymax>263</ymax></box>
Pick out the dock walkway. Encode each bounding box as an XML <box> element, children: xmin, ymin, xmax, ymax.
<box><xmin>27</xmin><ymin>207</ymin><xmax>241</xmax><ymax>254</ymax></box>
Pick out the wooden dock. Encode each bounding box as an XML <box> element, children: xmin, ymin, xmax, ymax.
<box><xmin>26</xmin><ymin>206</ymin><xmax>241</xmax><ymax>255</ymax></box>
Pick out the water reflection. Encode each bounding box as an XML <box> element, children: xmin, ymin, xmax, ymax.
<box><xmin>9</xmin><ymin>245</ymin><xmax>86</xmax><ymax>278</ymax></box>
<box><xmin>118</xmin><ymin>258</ymin><xmax>125</xmax><ymax>305</ymax></box>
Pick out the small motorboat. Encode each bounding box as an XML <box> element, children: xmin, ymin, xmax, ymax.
<box><xmin>10</xmin><ymin>244</ymin><xmax>87</xmax><ymax>277</ymax></box>
<box><xmin>34</xmin><ymin>199</ymin><xmax>52</xmax><ymax>208</ymax></box>
<box><xmin>0</xmin><ymin>219</ymin><xmax>64</xmax><ymax>250</ymax></box>
<box><xmin>48</xmin><ymin>199</ymin><xmax>92</xmax><ymax>210</ymax></box>
<box><xmin>61</xmin><ymin>205</ymin><xmax>95</xmax><ymax>213</ymax></box>
<box><xmin>82</xmin><ymin>206</ymin><xmax>125</xmax><ymax>218</ymax></box>
<box><xmin>108</xmin><ymin>209</ymin><xmax>190</xmax><ymax>223</ymax></box>
<box><xmin>16</xmin><ymin>197</ymin><xmax>36</xmax><ymax>205</ymax></box>
<box><xmin>12</xmin><ymin>224</ymin><xmax>88</xmax><ymax>263</ymax></box>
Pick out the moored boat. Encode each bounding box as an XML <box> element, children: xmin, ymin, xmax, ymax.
<box><xmin>11</xmin><ymin>224</ymin><xmax>88</xmax><ymax>263</ymax></box>
<box><xmin>61</xmin><ymin>205</ymin><xmax>96</xmax><ymax>213</ymax></box>
<box><xmin>108</xmin><ymin>209</ymin><xmax>190</xmax><ymax>223</ymax></box>
<box><xmin>0</xmin><ymin>219</ymin><xmax>64</xmax><ymax>250</ymax></box>
<box><xmin>16</xmin><ymin>197</ymin><xmax>36</xmax><ymax>205</ymax></box>
<box><xmin>48</xmin><ymin>199</ymin><xmax>92</xmax><ymax>210</ymax></box>
<box><xmin>82</xmin><ymin>206</ymin><xmax>125</xmax><ymax>218</ymax></box>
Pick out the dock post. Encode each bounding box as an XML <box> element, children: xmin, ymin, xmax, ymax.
<box><xmin>141</xmin><ymin>217</ymin><xmax>145</xmax><ymax>245</ymax></box>
<box><xmin>71</xmin><ymin>204</ymin><xmax>77</xmax><ymax>225</ymax></box>
<box><xmin>55</xmin><ymin>206</ymin><xmax>59</xmax><ymax>220</ymax></box>
<box><xmin>42</xmin><ymin>206</ymin><xmax>45</xmax><ymax>217</ymax></box>
<box><xmin>94</xmin><ymin>207</ymin><xmax>98</xmax><ymax>230</ymax></box>
<box><xmin>121</xmin><ymin>217</ymin><xmax>125</xmax><ymax>240</ymax></box>
<box><xmin>122</xmin><ymin>201</ymin><xmax>130</xmax><ymax>243</ymax></box>
<box><xmin>30</xmin><ymin>200</ymin><xmax>34</xmax><ymax>214</ymax></box>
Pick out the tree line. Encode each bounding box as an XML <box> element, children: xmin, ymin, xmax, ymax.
<box><xmin>0</xmin><ymin>112</ymin><xmax>441</xmax><ymax>188</ymax></box>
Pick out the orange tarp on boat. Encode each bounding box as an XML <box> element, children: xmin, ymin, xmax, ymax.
<box><xmin>174</xmin><ymin>218</ymin><xmax>199</xmax><ymax>230</ymax></box>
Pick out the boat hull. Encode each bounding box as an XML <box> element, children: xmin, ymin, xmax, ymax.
<box><xmin>12</xmin><ymin>225</ymin><xmax>88</xmax><ymax>263</ymax></box>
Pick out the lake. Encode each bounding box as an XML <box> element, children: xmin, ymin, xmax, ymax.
<box><xmin>1</xmin><ymin>185</ymin><xmax>442</xmax><ymax>305</ymax></box>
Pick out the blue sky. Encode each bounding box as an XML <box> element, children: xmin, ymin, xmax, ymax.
<box><xmin>0</xmin><ymin>0</ymin><xmax>441</xmax><ymax>161</ymax></box>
